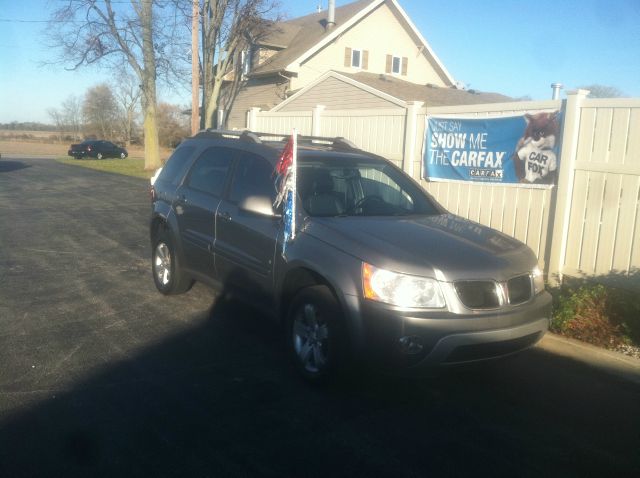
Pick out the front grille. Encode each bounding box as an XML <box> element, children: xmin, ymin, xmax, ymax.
<box><xmin>507</xmin><ymin>274</ymin><xmax>532</xmax><ymax>304</ymax></box>
<box><xmin>454</xmin><ymin>281</ymin><xmax>501</xmax><ymax>309</ymax></box>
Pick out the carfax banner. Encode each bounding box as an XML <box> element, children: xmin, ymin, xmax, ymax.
<box><xmin>422</xmin><ymin>111</ymin><xmax>561</xmax><ymax>186</ymax></box>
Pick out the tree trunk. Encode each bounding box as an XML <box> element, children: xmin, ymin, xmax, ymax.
<box><xmin>126</xmin><ymin>107</ymin><xmax>134</xmax><ymax>147</ymax></box>
<box><xmin>191</xmin><ymin>0</ymin><xmax>200</xmax><ymax>135</ymax></box>
<box><xmin>142</xmin><ymin>82</ymin><xmax>161</xmax><ymax>170</ymax></box>
<box><xmin>205</xmin><ymin>76</ymin><xmax>224</xmax><ymax>129</ymax></box>
<box><xmin>141</xmin><ymin>0</ymin><xmax>161</xmax><ymax>170</ymax></box>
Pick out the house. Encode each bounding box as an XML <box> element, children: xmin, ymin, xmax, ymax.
<box><xmin>223</xmin><ymin>0</ymin><xmax>488</xmax><ymax>128</ymax></box>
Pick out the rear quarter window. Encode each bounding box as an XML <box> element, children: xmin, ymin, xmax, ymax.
<box><xmin>185</xmin><ymin>147</ymin><xmax>235</xmax><ymax>197</ymax></box>
<box><xmin>157</xmin><ymin>146</ymin><xmax>196</xmax><ymax>186</ymax></box>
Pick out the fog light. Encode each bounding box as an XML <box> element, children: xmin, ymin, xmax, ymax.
<box><xmin>398</xmin><ymin>335</ymin><xmax>424</xmax><ymax>355</ymax></box>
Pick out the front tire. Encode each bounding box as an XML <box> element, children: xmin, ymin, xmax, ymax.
<box><xmin>287</xmin><ymin>285</ymin><xmax>348</xmax><ymax>382</ymax></box>
<box><xmin>152</xmin><ymin>230</ymin><xmax>192</xmax><ymax>295</ymax></box>
<box><xmin>120</xmin><ymin>152</ymin><xmax>126</xmax><ymax>159</ymax></box>
<box><xmin>96</xmin><ymin>152</ymin><xmax>103</xmax><ymax>159</ymax></box>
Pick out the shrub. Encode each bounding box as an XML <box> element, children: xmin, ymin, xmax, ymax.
<box><xmin>551</xmin><ymin>283</ymin><xmax>640</xmax><ymax>348</ymax></box>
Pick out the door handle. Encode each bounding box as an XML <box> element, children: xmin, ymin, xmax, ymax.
<box><xmin>176</xmin><ymin>194</ymin><xmax>187</xmax><ymax>204</ymax></box>
<box><xmin>217</xmin><ymin>211</ymin><xmax>231</xmax><ymax>221</ymax></box>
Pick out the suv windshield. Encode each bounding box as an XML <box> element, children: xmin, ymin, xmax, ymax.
<box><xmin>298</xmin><ymin>157</ymin><xmax>440</xmax><ymax>217</ymax></box>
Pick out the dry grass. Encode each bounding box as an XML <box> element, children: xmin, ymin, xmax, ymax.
<box><xmin>1</xmin><ymin>139</ymin><xmax>172</xmax><ymax>160</ymax></box>
<box><xmin>1</xmin><ymin>138</ymin><xmax>174</xmax><ymax>180</ymax></box>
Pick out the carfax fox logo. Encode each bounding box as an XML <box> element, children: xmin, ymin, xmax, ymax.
<box><xmin>513</xmin><ymin>112</ymin><xmax>560</xmax><ymax>184</ymax></box>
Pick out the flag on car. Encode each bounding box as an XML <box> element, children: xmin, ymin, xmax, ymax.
<box><xmin>274</xmin><ymin>129</ymin><xmax>298</xmax><ymax>254</ymax></box>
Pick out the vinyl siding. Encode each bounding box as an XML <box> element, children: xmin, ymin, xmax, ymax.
<box><xmin>278</xmin><ymin>76</ymin><xmax>400</xmax><ymax>112</ymax></box>
<box><xmin>224</xmin><ymin>77</ymin><xmax>287</xmax><ymax>129</ymax></box>
<box><xmin>292</xmin><ymin>2</ymin><xmax>449</xmax><ymax>90</ymax></box>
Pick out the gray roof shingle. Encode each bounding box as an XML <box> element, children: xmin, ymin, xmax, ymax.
<box><xmin>339</xmin><ymin>71</ymin><xmax>513</xmax><ymax>106</ymax></box>
<box><xmin>252</xmin><ymin>0</ymin><xmax>377</xmax><ymax>75</ymax></box>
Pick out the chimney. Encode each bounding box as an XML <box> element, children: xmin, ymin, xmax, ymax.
<box><xmin>327</xmin><ymin>0</ymin><xmax>336</xmax><ymax>30</ymax></box>
<box><xmin>551</xmin><ymin>82</ymin><xmax>563</xmax><ymax>100</ymax></box>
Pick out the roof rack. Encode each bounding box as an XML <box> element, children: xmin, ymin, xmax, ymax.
<box><xmin>194</xmin><ymin>129</ymin><xmax>360</xmax><ymax>151</ymax></box>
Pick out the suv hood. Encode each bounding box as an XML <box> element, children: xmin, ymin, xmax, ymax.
<box><xmin>304</xmin><ymin>213</ymin><xmax>537</xmax><ymax>282</ymax></box>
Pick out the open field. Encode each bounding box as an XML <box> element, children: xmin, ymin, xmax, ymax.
<box><xmin>0</xmin><ymin>140</ymin><xmax>70</xmax><ymax>157</ymax></box>
<box><xmin>0</xmin><ymin>137</ymin><xmax>172</xmax><ymax>160</ymax></box>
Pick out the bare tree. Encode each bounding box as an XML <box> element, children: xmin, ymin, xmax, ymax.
<box><xmin>46</xmin><ymin>0</ymin><xmax>189</xmax><ymax>169</ymax></box>
<box><xmin>83</xmin><ymin>83</ymin><xmax>119</xmax><ymax>140</ymax></box>
<box><xmin>47</xmin><ymin>108</ymin><xmax>65</xmax><ymax>142</ymax></box>
<box><xmin>199</xmin><ymin>0</ymin><xmax>279</xmax><ymax>129</ymax></box>
<box><xmin>112</xmin><ymin>74</ymin><xmax>142</xmax><ymax>146</ymax></box>
<box><xmin>61</xmin><ymin>95</ymin><xmax>83</xmax><ymax>141</ymax></box>
<box><xmin>577</xmin><ymin>84</ymin><xmax>626</xmax><ymax>98</ymax></box>
<box><xmin>156</xmin><ymin>102</ymin><xmax>191</xmax><ymax>147</ymax></box>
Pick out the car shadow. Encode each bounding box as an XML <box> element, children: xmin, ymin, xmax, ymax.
<box><xmin>0</xmin><ymin>160</ymin><xmax>31</xmax><ymax>173</ymax></box>
<box><xmin>0</xmin><ymin>295</ymin><xmax>638</xmax><ymax>477</ymax></box>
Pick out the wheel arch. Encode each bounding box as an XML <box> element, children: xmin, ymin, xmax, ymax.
<box><xmin>280</xmin><ymin>267</ymin><xmax>333</xmax><ymax>319</ymax></box>
<box><xmin>150</xmin><ymin>214</ymin><xmax>168</xmax><ymax>244</ymax></box>
<box><xmin>278</xmin><ymin>264</ymin><xmax>363</xmax><ymax>351</ymax></box>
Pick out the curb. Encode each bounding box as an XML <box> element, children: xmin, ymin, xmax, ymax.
<box><xmin>537</xmin><ymin>333</ymin><xmax>640</xmax><ymax>385</ymax></box>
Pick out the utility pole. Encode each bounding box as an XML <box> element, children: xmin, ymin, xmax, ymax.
<box><xmin>191</xmin><ymin>0</ymin><xmax>200</xmax><ymax>135</ymax></box>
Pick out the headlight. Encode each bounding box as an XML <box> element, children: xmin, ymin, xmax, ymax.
<box><xmin>362</xmin><ymin>262</ymin><xmax>445</xmax><ymax>308</ymax></box>
<box><xmin>532</xmin><ymin>266</ymin><xmax>545</xmax><ymax>294</ymax></box>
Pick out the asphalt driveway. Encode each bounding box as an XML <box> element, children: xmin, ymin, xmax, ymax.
<box><xmin>1</xmin><ymin>156</ymin><xmax>639</xmax><ymax>477</ymax></box>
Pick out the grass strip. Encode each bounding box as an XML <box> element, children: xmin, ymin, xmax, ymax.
<box><xmin>56</xmin><ymin>156</ymin><xmax>155</xmax><ymax>179</ymax></box>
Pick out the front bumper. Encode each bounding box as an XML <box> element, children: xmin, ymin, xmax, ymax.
<box><xmin>353</xmin><ymin>290</ymin><xmax>551</xmax><ymax>369</ymax></box>
<box><xmin>412</xmin><ymin>317</ymin><xmax>547</xmax><ymax>367</ymax></box>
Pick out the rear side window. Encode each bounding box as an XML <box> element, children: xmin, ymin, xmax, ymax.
<box><xmin>186</xmin><ymin>147</ymin><xmax>234</xmax><ymax>197</ymax></box>
<box><xmin>229</xmin><ymin>152</ymin><xmax>275</xmax><ymax>204</ymax></box>
<box><xmin>157</xmin><ymin>146</ymin><xmax>196</xmax><ymax>185</ymax></box>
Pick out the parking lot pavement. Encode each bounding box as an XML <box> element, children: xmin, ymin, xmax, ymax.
<box><xmin>1</xmin><ymin>156</ymin><xmax>639</xmax><ymax>477</ymax></box>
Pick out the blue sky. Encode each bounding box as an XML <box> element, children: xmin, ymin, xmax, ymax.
<box><xmin>1</xmin><ymin>0</ymin><xmax>639</xmax><ymax>123</ymax></box>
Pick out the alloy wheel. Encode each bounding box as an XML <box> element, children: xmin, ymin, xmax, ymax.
<box><xmin>292</xmin><ymin>303</ymin><xmax>330</xmax><ymax>373</ymax></box>
<box><xmin>154</xmin><ymin>242</ymin><xmax>171</xmax><ymax>287</ymax></box>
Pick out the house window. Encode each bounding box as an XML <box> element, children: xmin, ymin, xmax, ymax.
<box><xmin>392</xmin><ymin>56</ymin><xmax>402</xmax><ymax>74</ymax></box>
<box><xmin>240</xmin><ymin>48</ymin><xmax>252</xmax><ymax>76</ymax></box>
<box><xmin>351</xmin><ymin>49</ymin><xmax>362</xmax><ymax>68</ymax></box>
<box><xmin>386</xmin><ymin>54</ymin><xmax>407</xmax><ymax>76</ymax></box>
<box><xmin>345</xmin><ymin>48</ymin><xmax>368</xmax><ymax>70</ymax></box>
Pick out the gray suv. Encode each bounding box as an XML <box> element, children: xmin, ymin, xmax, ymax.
<box><xmin>150</xmin><ymin>130</ymin><xmax>551</xmax><ymax>380</ymax></box>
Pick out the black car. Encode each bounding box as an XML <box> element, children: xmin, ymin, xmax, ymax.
<box><xmin>68</xmin><ymin>140</ymin><xmax>128</xmax><ymax>159</ymax></box>
<box><xmin>149</xmin><ymin>130</ymin><xmax>550</xmax><ymax>381</ymax></box>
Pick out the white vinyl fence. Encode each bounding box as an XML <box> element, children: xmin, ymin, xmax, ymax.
<box><xmin>247</xmin><ymin>92</ymin><xmax>640</xmax><ymax>286</ymax></box>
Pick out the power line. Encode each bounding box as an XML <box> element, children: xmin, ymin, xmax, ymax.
<box><xmin>0</xmin><ymin>16</ymin><xmax>185</xmax><ymax>24</ymax></box>
<box><xmin>0</xmin><ymin>19</ymin><xmax>51</xmax><ymax>23</ymax></box>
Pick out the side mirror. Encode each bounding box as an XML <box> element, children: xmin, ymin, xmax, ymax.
<box><xmin>239</xmin><ymin>195</ymin><xmax>281</xmax><ymax>217</ymax></box>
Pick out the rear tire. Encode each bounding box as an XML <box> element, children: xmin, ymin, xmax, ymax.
<box><xmin>286</xmin><ymin>285</ymin><xmax>348</xmax><ymax>382</ymax></box>
<box><xmin>96</xmin><ymin>153</ymin><xmax>103</xmax><ymax>159</ymax></box>
<box><xmin>152</xmin><ymin>229</ymin><xmax>192</xmax><ymax>295</ymax></box>
<box><xmin>120</xmin><ymin>152</ymin><xmax>126</xmax><ymax>159</ymax></box>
